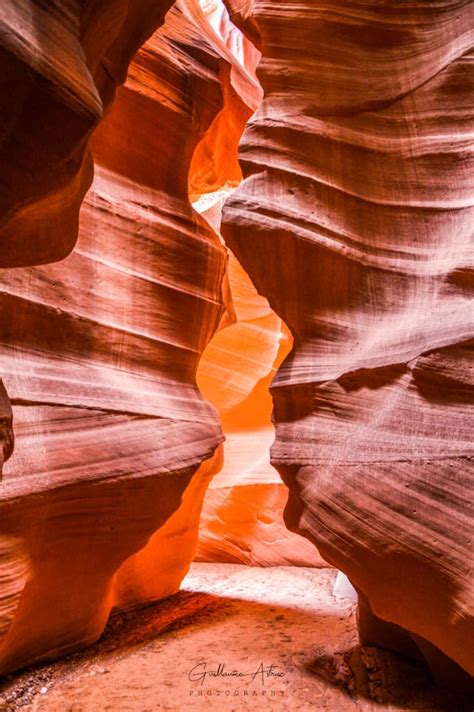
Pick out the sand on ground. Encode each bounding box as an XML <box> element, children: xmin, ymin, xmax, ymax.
<box><xmin>0</xmin><ymin>564</ymin><xmax>469</xmax><ymax>712</ymax></box>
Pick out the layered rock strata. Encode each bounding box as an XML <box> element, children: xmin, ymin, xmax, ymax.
<box><xmin>188</xmin><ymin>4</ymin><xmax>324</xmax><ymax>568</ymax></box>
<box><xmin>222</xmin><ymin>0</ymin><xmax>474</xmax><ymax>682</ymax></box>
<box><xmin>0</xmin><ymin>0</ymin><xmax>255</xmax><ymax>673</ymax></box>
<box><xmin>0</xmin><ymin>0</ymin><xmax>176</xmax><ymax>268</ymax></box>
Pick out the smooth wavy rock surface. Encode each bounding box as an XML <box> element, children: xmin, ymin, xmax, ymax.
<box><xmin>0</xmin><ymin>1</ymin><xmax>255</xmax><ymax>674</ymax></box>
<box><xmin>222</xmin><ymin>0</ymin><xmax>474</xmax><ymax>681</ymax></box>
<box><xmin>0</xmin><ymin>0</ymin><xmax>177</xmax><ymax>268</ymax></box>
<box><xmin>195</xmin><ymin>191</ymin><xmax>327</xmax><ymax>567</ymax></box>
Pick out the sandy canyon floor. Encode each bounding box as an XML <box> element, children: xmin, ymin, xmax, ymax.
<box><xmin>0</xmin><ymin>564</ymin><xmax>470</xmax><ymax>712</ymax></box>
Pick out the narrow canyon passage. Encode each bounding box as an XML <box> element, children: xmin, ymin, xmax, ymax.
<box><xmin>0</xmin><ymin>0</ymin><xmax>472</xmax><ymax>709</ymax></box>
<box><xmin>0</xmin><ymin>0</ymin><xmax>330</xmax><ymax>689</ymax></box>
<box><xmin>184</xmin><ymin>0</ymin><xmax>327</xmax><ymax>570</ymax></box>
<box><xmin>193</xmin><ymin>189</ymin><xmax>326</xmax><ymax>568</ymax></box>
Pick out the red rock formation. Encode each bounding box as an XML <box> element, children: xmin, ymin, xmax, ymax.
<box><xmin>188</xmin><ymin>0</ymin><xmax>262</xmax><ymax>198</ymax></box>
<box><xmin>0</xmin><ymin>0</ymin><xmax>177</xmax><ymax>268</ymax></box>
<box><xmin>0</xmin><ymin>0</ymin><xmax>255</xmax><ymax>673</ymax></box>
<box><xmin>223</xmin><ymin>0</ymin><xmax>259</xmax><ymax>48</ymax></box>
<box><xmin>222</xmin><ymin>0</ymin><xmax>474</xmax><ymax>684</ymax></box>
<box><xmin>185</xmin><ymin>4</ymin><xmax>323</xmax><ymax>568</ymax></box>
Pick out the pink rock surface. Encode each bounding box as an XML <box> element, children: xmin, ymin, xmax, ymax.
<box><xmin>222</xmin><ymin>0</ymin><xmax>474</xmax><ymax>684</ymax></box>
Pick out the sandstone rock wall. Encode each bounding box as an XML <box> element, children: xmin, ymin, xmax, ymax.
<box><xmin>0</xmin><ymin>0</ymin><xmax>176</xmax><ymax>268</ymax></box>
<box><xmin>0</xmin><ymin>0</ymin><xmax>252</xmax><ymax>673</ymax></box>
<box><xmin>222</xmin><ymin>0</ymin><xmax>474</xmax><ymax>682</ymax></box>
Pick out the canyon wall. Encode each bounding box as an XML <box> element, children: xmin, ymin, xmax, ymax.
<box><xmin>222</xmin><ymin>0</ymin><xmax>474</xmax><ymax>685</ymax></box>
<box><xmin>0</xmin><ymin>0</ymin><xmax>256</xmax><ymax>673</ymax></box>
<box><xmin>0</xmin><ymin>0</ymin><xmax>175</xmax><ymax>268</ymax></box>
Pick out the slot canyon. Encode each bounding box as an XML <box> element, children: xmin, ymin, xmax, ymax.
<box><xmin>0</xmin><ymin>0</ymin><xmax>472</xmax><ymax>710</ymax></box>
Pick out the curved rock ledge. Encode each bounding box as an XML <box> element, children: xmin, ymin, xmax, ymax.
<box><xmin>0</xmin><ymin>0</ymin><xmax>177</xmax><ymax>268</ymax></box>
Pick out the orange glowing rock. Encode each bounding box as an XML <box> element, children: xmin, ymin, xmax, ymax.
<box><xmin>0</xmin><ymin>0</ymin><xmax>471</xmax><ymax>694</ymax></box>
<box><xmin>188</xmin><ymin>0</ymin><xmax>262</xmax><ymax>199</ymax></box>
<box><xmin>195</xmin><ymin>193</ymin><xmax>327</xmax><ymax>567</ymax></box>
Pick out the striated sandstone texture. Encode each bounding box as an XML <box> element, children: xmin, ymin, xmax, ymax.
<box><xmin>222</xmin><ymin>0</ymin><xmax>474</xmax><ymax>685</ymax></box>
<box><xmin>195</xmin><ymin>191</ymin><xmax>327</xmax><ymax>567</ymax></box>
<box><xmin>189</xmin><ymin>0</ymin><xmax>262</xmax><ymax>199</ymax></box>
<box><xmin>0</xmin><ymin>0</ymin><xmax>257</xmax><ymax>674</ymax></box>
<box><xmin>1</xmin><ymin>0</ymin><xmax>472</xmax><ymax>692</ymax></box>
<box><xmin>0</xmin><ymin>0</ymin><xmax>176</xmax><ymax>268</ymax></box>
